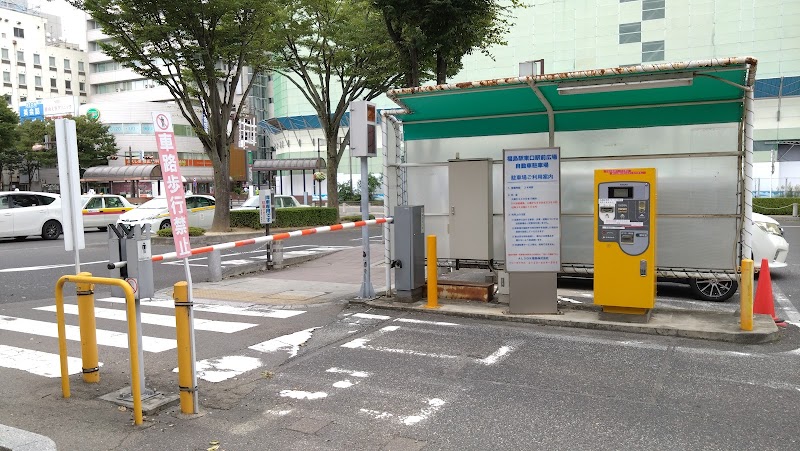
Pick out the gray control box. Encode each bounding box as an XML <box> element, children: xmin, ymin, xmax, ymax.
<box><xmin>394</xmin><ymin>205</ymin><xmax>425</xmax><ymax>300</ymax></box>
<box><xmin>108</xmin><ymin>224</ymin><xmax>155</xmax><ymax>300</ymax></box>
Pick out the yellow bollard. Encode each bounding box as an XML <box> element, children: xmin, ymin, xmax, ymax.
<box><xmin>740</xmin><ymin>259</ymin><xmax>754</xmax><ymax>331</ymax></box>
<box><xmin>426</xmin><ymin>235</ymin><xmax>438</xmax><ymax>309</ymax></box>
<box><xmin>173</xmin><ymin>281</ymin><xmax>196</xmax><ymax>414</ymax></box>
<box><xmin>75</xmin><ymin>272</ymin><xmax>100</xmax><ymax>383</ymax></box>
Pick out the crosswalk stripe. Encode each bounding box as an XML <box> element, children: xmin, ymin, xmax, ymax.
<box><xmin>0</xmin><ymin>314</ymin><xmax>175</xmax><ymax>353</ymax></box>
<box><xmin>35</xmin><ymin>305</ymin><xmax>257</xmax><ymax>333</ymax></box>
<box><xmin>173</xmin><ymin>355</ymin><xmax>263</xmax><ymax>383</ymax></box>
<box><xmin>0</xmin><ymin>344</ymin><xmax>84</xmax><ymax>377</ymax></box>
<box><xmin>96</xmin><ymin>297</ymin><xmax>305</xmax><ymax>319</ymax></box>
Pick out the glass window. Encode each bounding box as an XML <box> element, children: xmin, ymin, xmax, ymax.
<box><xmin>0</xmin><ymin>195</ymin><xmax>8</xmax><ymax>209</ymax></box>
<box><xmin>2</xmin><ymin>72</ymin><xmax>9</xmax><ymax>83</ymax></box>
<box><xmin>642</xmin><ymin>40</ymin><xmax>665</xmax><ymax>62</ymax></box>
<box><xmin>18</xmin><ymin>74</ymin><xmax>25</xmax><ymax>86</ymax></box>
<box><xmin>643</xmin><ymin>0</ymin><xmax>665</xmax><ymax>20</ymax></box>
<box><xmin>85</xmin><ymin>197</ymin><xmax>103</xmax><ymax>209</ymax></box>
<box><xmin>64</xmin><ymin>59</ymin><xmax>71</xmax><ymax>70</ymax></box>
<box><xmin>79</xmin><ymin>82</ymin><xmax>85</xmax><ymax>92</ymax></box>
<box><xmin>105</xmin><ymin>197</ymin><xmax>124</xmax><ymax>208</ymax></box>
<box><xmin>65</xmin><ymin>80</ymin><xmax>71</xmax><ymax>90</ymax></box>
<box><xmin>35</xmin><ymin>76</ymin><xmax>42</xmax><ymax>87</ymax></box>
<box><xmin>36</xmin><ymin>195</ymin><xmax>56</xmax><ymax>205</ymax></box>
<box><xmin>78</xmin><ymin>61</ymin><xmax>85</xmax><ymax>72</ymax></box>
<box><xmin>13</xmin><ymin>27</ymin><xmax>24</xmax><ymax>38</ymax></box>
<box><xmin>11</xmin><ymin>194</ymin><xmax>40</xmax><ymax>208</ymax></box>
<box><xmin>1</xmin><ymin>48</ymin><xmax>8</xmax><ymax>60</ymax></box>
<box><xmin>16</xmin><ymin>51</ymin><xmax>24</xmax><ymax>62</ymax></box>
<box><xmin>33</xmin><ymin>53</ymin><xmax>40</xmax><ymax>65</ymax></box>
<box><xmin>49</xmin><ymin>56</ymin><xmax>56</xmax><ymax>67</ymax></box>
<box><xmin>196</xmin><ymin>197</ymin><xmax>214</xmax><ymax>208</ymax></box>
<box><xmin>50</xmin><ymin>78</ymin><xmax>57</xmax><ymax>88</ymax></box>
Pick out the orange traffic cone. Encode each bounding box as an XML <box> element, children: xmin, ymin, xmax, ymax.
<box><xmin>754</xmin><ymin>258</ymin><xmax>787</xmax><ymax>327</ymax></box>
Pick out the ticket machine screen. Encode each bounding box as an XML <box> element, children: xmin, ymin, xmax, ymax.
<box><xmin>597</xmin><ymin>181</ymin><xmax>651</xmax><ymax>256</ymax></box>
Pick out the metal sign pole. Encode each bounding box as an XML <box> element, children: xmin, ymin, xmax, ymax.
<box><xmin>183</xmin><ymin>258</ymin><xmax>198</xmax><ymax>414</ymax></box>
<box><xmin>359</xmin><ymin>156</ymin><xmax>375</xmax><ymax>298</ymax></box>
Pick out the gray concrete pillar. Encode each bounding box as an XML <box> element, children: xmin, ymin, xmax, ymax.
<box><xmin>273</xmin><ymin>241</ymin><xmax>284</xmax><ymax>269</ymax></box>
<box><xmin>208</xmin><ymin>249</ymin><xmax>222</xmax><ymax>282</ymax></box>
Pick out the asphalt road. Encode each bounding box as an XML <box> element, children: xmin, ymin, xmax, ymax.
<box><xmin>0</xmin><ymin>226</ymin><xmax>385</xmax><ymax>304</ymax></box>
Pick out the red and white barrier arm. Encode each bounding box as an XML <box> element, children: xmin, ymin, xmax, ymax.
<box><xmin>150</xmin><ymin>217</ymin><xmax>393</xmax><ymax>263</ymax></box>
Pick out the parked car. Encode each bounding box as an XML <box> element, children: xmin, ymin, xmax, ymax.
<box><xmin>81</xmin><ymin>194</ymin><xmax>135</xmax><ymax>230</ymax></box>
<box><xmin>686</xmin><ymin>212</ymin><xmax>789</xmax><ymax>302</ymax></box>
<box><xmin>233</xmin><ymin>195</ymin><xmax>310</xmax><ymax>211</ymax></box>
<box><xmin>0</xmin><ymin>191</ymin><xmax>63</xmax><ymax>240</ymax></box>
<box><xmin>117</xmin><ymin>195</ymin><xmax>215</xmax><ymax>230</ymax></box>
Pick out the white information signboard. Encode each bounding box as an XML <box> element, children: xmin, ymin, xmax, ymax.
<box><xmin>259</xmin><ymin>189</ymin><xmax>273</xmax><ymax>225</ymax></box>
<box><xmin>503</xmin><ymin>147</ymin><xmax>561</xmax><ymax>272</ymax></box>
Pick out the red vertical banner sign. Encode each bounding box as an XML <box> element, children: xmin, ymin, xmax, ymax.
<box><xmin>153</xmin><ymin>112</ymin><xmax>191</xmax><ymax>258</ymax></box>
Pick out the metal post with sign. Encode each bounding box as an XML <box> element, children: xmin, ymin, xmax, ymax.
<box><xmin>350</xmin><ymin>100</ymin><xmax>378</xmax><ymax>299</ymax></box>
<box><xmin>259</xmin><ymin>189</ymin><xmax>274</xmax><ymax>269</ymax></box>
<box><xmin>152</xmin><ymin>111</ymin><xmax>198</xmax><ymax>414</ymax></box>
<box><xmin>55</xmin><ymin>118</ymin><xmax>85</xmax><ymax>274</ymax></box>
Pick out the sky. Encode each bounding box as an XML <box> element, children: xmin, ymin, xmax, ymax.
<box><xmin>28</xmin><ymin>0</ymin><xmax>87</xmax><ymax>48</ymax></box>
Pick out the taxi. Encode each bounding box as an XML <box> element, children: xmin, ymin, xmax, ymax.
<box><xmin>117</xmin><ymin>194</ymin><xmax>215</xmax><ymax>230</ymax></box>
<box><xmin>81</xmin><ymin>194</ymin><xmax>135</xmax><ymax>230</ymax></box>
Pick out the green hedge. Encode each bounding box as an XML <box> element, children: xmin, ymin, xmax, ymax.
<box><xmin>157</xmin><ymin>227</ymin><xmax>206</xmax><ymax>237</ymax></box>
<box><xmin>753</xmin><ymin>197</ymin><xmax>800</xmax><ymax>215</ymax></box>
<box><xmin>341</xmin><ymin>214</ymin><xmax>375</xmax><ymax>222</ymax></box>
<box><xmin>230</xmin><ymin>207</ymin><xmax>338</xmax><ymax>229</ymax></box>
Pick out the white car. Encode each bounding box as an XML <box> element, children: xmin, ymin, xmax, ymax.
<box><xmin>0</xmin><ymin>191</ymin><xmax>63</xmax><ymax>240</ymax></box>
<box><xmin>81</xmin><ymin>194</ymin><xmax>135</xmax><ymax>230</ymax></box>
<box><xmin>117</xmin><ymin>195</ymin><xmax>216</xmax><ymax>230</ymax></box>
<box><xmin>752</xmin><ymin>212</ymin><xmax>789</xmax><ymax>270</ymax></box>
<box><xmin>233</xmin><ymin>195</ymin><xmax>310</xmax><ymax>211</ymax></box>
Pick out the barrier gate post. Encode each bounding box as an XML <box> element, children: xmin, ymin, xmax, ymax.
<box><xmin>75</xmin><ymin>272</ymin><xmax>99</xmax><ymax>383</ymax></box>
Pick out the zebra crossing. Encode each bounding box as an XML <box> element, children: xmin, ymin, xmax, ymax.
<box><xmin>0</xmin><ymin>296</ymin><xmax>307</xmax><ymax>380</ymax></box>
<box><xmin>161</xmin><ymin>245</ymin><xmax>354</xmax><ymax>268</ymax></box>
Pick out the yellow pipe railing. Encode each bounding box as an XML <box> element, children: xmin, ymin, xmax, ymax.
<box><xmin>75</xmin><ymin>272</ymin><xmax>100</xmax><ymax>383</ymax></box>
<box><xmin>55</xmin><ymin>273</ymin><xmax>144</xmax><ymax>426</ymax></box>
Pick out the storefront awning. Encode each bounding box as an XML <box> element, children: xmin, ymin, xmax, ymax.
<box><xmin>81</xmin><ymin>164</ymin><xmax>162</xmax><ymax>182</ymax></box>
<box><xmin>252</xmin><ymin>158</ymin><xmax>326</xmax><ymax>172</ymax></box>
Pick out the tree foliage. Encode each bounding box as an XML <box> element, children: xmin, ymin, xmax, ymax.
<box><xmin>69</xmin><ymin>0</ymin><xmax>278</xmax><ymax>230</ymax></box>
<box><xmin>0</xmin><ymin>96</ymin><xmax>20</xmax><ymax>189</ymax></box>
<box><xmin>272</xmin><ymin>0</ymin><xmax>403</xmax><ymax>213</ymax></box>
<box><xmin>13</xmin><ymin>116</ymin><xmax>118</xmax><ymax>186</ymax></box>
<box><xmin>374</xmin><ymin>0</ymin><xmax>520</xmax><ymax>86</ymax></box>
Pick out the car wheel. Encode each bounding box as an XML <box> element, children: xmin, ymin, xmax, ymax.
<box><xmin>689</xmin><ymin>278</ymin><xmax>738</xmax><ymax>302</ymax></box>
<box><xmin>14</xmin><ymin>236</ymin><xmax>27</xmax><ymax>241</ymax></box>
<box><xmin>41</xmin><ymin>220</ymin><xmax>62</xmax><ymax>240</ymax></box>
<box><xmin>159</xmin><ymin>220</ymin><xmax>171</xmax><ymax>230</ymax></box>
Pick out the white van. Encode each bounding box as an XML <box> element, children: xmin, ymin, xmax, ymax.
<box><xmin>0</xmin><ymin>191</ymin><xmax>63</xmax><ymax>240</ymax></box>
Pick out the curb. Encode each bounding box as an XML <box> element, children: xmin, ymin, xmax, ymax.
<box><xmin>0</xmin><ymin>424</ymin><xmax>57</xmax><ymax>451</ymax></box>
<box><xmin>356</xmin><ymin>298</ymin><xmax>780</xmax><ymax>344</ymax></box>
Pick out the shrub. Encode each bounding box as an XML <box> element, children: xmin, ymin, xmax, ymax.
<box><xmin>157</xmin><ymin>227</ymin><xmax>205</xmax><ymax>237</ymax></box>
<box><xmin>340</xmin><ymin>214</ymin><xmax>375</xmax><ymax>222</ymax></box>
<box><xmin>753</xmin><ymin>197</ymin><xmax>800</xmax><ymax>215</ymax></box>
<box><xmin>229</xmin><ymin>207</ymin><xmax>338</xmax><ymax>229</ymax></box>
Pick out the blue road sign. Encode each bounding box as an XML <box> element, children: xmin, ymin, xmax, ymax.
<box><xmin>19</xmin><ymin>101</ymin><xmax>44</xmax><ymax>122</ymax></box>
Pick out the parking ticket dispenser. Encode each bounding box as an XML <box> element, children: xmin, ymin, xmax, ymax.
<box><xmin>594</xmin><ymin>168</ymin><xmax>657</xmax><ymax>316</ymax></box>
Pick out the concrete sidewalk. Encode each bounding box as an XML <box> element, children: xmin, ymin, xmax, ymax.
<box><xmin>174</xmin><ymin>244</ymin><xmax>778</xmax><ymax>344</ymax></box>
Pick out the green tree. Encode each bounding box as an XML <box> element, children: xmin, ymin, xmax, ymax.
<box><xmin>70</xmin><ymin>0</ymin><xmax>278</xmax><ymax>231</ymax></box>
<box><xmin>272</xmin><ymin>0</ymin><xmax>402</xmax><ymax>215</ymax></box>
<box><xmin>358</xmin><ymin>173</ymin><xmax>383</xmax><ymax>200</ymax></box>
<box><xmin>0</xmin><ymin>97</ymin><xmax>20</xmax><ymax>189</ymax></box>
<box><xmin>374</xmin><ymin>0</ymin><xmax>520</xmax><ymax>85</ymax></box>
<box><xmin>15</xmin><ymin>116</ymin><xmax>118</xmax><ymax>189</ymax></box>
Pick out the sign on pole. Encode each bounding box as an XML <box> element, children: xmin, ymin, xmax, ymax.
<box><xmin>55</xmin><ymin>118</ymin><xmax>85</xmax><ymax>273</ymax></box>
<box><xmin>503</xmin><ymin>147</ymin><xmax>561</xmax><ymax>272</ymax></box>
<box><xmin>259</xmin><ymin>189</ymin><xmax>273</xmax><ymax>225</ymax></box>
<box><xmin>152</xmin><ymin>112</ymin><xmax>191</xmax><ymax>258</ymax></box>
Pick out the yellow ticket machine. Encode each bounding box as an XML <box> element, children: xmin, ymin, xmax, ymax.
<box><xmin>594</xmin><ymin>168</ymin><xmax>657</xmax><ymax>318</ymax></box>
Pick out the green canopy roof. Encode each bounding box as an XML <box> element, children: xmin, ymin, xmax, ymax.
<box><xmin>387</xmin><ymin>57</ymin><xmax>756</xmax><ymax>141</ymax></box>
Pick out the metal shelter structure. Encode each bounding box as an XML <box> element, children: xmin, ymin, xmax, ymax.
<box><xmin>383</xmin><ymin>57</ymin><xmax>757</xmax><ymax>284</ymax></box>
<box><xmin>252</xmin><ymin>158</ymin><xmax>326</xmax><ymax>199</ymax></box>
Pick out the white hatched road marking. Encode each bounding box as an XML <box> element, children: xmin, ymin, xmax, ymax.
<box><xmin>341</xmin><ymin>326</ymin><xmax>516</xmax><ymax>365</ymax></box>
<box><xmin>352</xmin><ymin>313</ymin><xmax>392</xmax><ymax>320</ymax></box>
<box><xmin>97</xmin><ymin>297</ymin><xmax>305</xmax><ymax>319</ymax></box>
<box><xmin>0</xmin><ymin>314</ymin><xmax>175</xmax><ymax>352</ymax></box>
<box><xmin>360</xmin><ymin>398</ymin><xmax>446</xmax><ymax>426</ymax></box>
<box><xmin>773</xmin><ymin>285</ymin><xmax>800</xmax><ymax>325</ymax></box>
<box><xmin>0</xmin><ymin>345</ymin><xmax>84</xmax><ymax>377</ymax></box>
<box><xmin>36</xmin><ymin>305</ymin><xmax>257</xmax><ymax>333</ymax></box>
